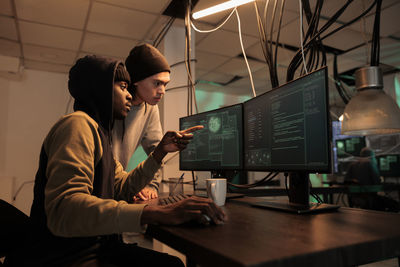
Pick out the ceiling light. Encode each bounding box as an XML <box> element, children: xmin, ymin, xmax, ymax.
<box><xmin>341</xmin><ymin>66</ymin><xmax>400</xmax><ymax>135</ymax></box>
<box><xmin>192</xmin><ymin>0</ymin><xmax>254</xmax><ymax>19</ymax></box>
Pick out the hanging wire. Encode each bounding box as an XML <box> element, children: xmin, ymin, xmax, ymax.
<box><xmin>185</xmin><ymin>0</ymin><xmax>199</xmax><ymax>190</ymax></box>
<box><xmin>273</xmin><ymin>0</ymin><xmax>286</xmax><ymax>82</ymax></box>
<box><xmin>268</xmin><ymin>0</ymin><xmax>278</xmax><ymax>86</ymax></box>
<box><xmin>235</xmin><ymin>8</ymin><xmax>257</xmax><ymax>97</ymax></box>
<box><xmin>287</xmin><ymin>0</ymin><xmax>377</xmax><ymax>81</ymax></box>
<box><xmin>299</xmin><ymin>0</ymin><xmax>308</xmax><ymax>74</ymax></box>
<box><xmin>190</xmin><ymin>5</ymin><xmax>257</xmax><ymax>97</ymax></box>
<box><xmin>191</xmin><ymin>8</ymin><xmax>236</xmax><ymax>33</ymax></box>
<box><xmin>184</xmin><ymin>0</ymin><xmax>198</xmax><ymax>115</ymax></box>
<box><xmin>153</xmin><ymin>17</ymin><xmax>176</xmax><ymax>48</ymax></box>
<box><xmin>370</xmin><ymin>0</ymin><xmax>382</xmax><ymax>66</ymax></box>
<box><xmin>333</xmin><ymin>55</ymin><xmax>350</xmax><ymax>104</ymax></box>
<box><xmin>254</xmin><ymin>0</ymin><xmax>285</xmax><ymax>88</ymax></box>
<box><xmin>254</xmin><ymin>0</ymin><xmax>272</xmax><ymax>72</ymax></box>
<box><xmin>360</xmin><ymin>0</ymin><xmax>370</xmax><ymax>65</ymax></box>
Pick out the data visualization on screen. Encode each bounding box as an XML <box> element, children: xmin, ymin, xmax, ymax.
<box><xmin>179</xmin><ymin>104</ymin><xmax>243</xmax><ymax>171</ymax></box>
<box><xmin>336</xmin><ymin>136</ymin><xmax>366</xmax><ymax>158</ymax></box>
<box><xmin>377</xmin><ymin>154</ymin><xmax>400</xmax><ymax>177</ymax></box>
<box><xmin>243</xmin><ymin>67</ymin><xmax>330</xmax><ymax>172</ymax></box>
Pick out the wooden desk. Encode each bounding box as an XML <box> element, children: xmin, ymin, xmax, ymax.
<box><xmin>146</xmin><ymin>197</ymin><xmax>400</xmax><ymax>267</ymax></box>
<box><xmin>230</xmin><ymin>183</ymin><xmax>400</xmax><ymax>204</ymax></box>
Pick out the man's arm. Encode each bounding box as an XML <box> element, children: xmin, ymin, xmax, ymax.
<box><xmin>44</xmin><ymin>114</ymin><xmax>147</xmax><ymax>237</ymax></box>
<box><xmin>137</xmin><ymin>105</ymin><xmax>163</xmax><ymax>199</ymax></box>
<box><xmin>114</xmin><ymin>154</ymin><xmax>161</xmax><ymax>201</ymax></box>
<box><xmin>118</xmin><ymin>126</ymin><xmax>204</xmax><ymax>202</ymax></box>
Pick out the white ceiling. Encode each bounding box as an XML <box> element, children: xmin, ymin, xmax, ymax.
<box><xmin>0</xmin><ymin>0</ymin><xmax>399</xmax><ymax>102</ymax></box>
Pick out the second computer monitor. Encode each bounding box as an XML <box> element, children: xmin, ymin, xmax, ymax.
<box><xmin>243</xmin><ymin>67</ymin><xmax>331</xmax><ymax>172</ymax></box>
<box><xmin>377</xmin><ymin>154</ymin><xmax>400</xmax><ymax>177</ymax></box>
<box><xmin>336</xmin><ymin>136</ymin><xmax>366</xmax><ymax>158</ymax></box>
<box><xmin>179</xmin><ymin>104</ymin><xmax>243</xmax><ymax>171</ymax></box>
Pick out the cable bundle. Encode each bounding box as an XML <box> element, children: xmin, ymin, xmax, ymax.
<box><xmin>185</xmin><ymin>0</ymin><xmax>198</xmax><ymax>115</ymax></box>
<box><xmin>286</xmin><ymin>0</ymin><xmax>378</xmax><ymax>82</ymax></box>
<box><xmin>254</xmin><ymin>0</ymin><xmax>287</xmax><ymax>88</ymax></box>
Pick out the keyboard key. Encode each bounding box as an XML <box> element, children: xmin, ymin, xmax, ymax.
<box><xmin>159</xmin><ymin>194</ymin><xmax>190</xmax><ymax>206</ymax></box>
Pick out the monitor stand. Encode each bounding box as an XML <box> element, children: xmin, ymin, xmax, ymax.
<box><xmin>251</xmin><ymin>172</ymin><xmax>340</xmax><ymax>214</ymax></box>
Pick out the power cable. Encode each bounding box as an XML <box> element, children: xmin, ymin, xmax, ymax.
<box><xmin>299</xmin><ymin>0</ymin><xmax>308</xmax><ymax>74</ymax></box>
<box><xmin>370</xmin><ymin>0</ymin><xmax>382</xmax><ymax>66</ymax></box>
<box><xmin>228</xmin><ymin>172</ymin><xmax>278</xmax><ymax>189</ymax></box>
<box><xmin>333</xmin><ymin>55</ymin><xmax>350</xmax><ymax>104</ymax></box>
<box><xmin>254</xmin><ymin>0</ymin><xmax>283</xmax><ymax>88</ymax></box>
<box><xmin>235</xmin><ymin>8</ymin><xmax>256</xmax><ymax>97</ymax></box>
<box><xmin>153</xmin><ymin>17</ymin><xmax>175</xmax><ymax>48</ymax></box>
<box><xmin>287</xmin><ymin>0</ymin><xmax>377</xmax><ymax>81</ymax></box>
<box><xmin>191</xmin><ymin>8</ymin><xmax>236</xmax><ymax>33</ymax></box>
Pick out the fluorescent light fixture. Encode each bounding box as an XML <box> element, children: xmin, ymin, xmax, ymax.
<box><xmin>192</xmin><ymin>0</ymin><xmax>254</xmax><ymax>19</ymax></box>
<box><xmin>341</xmin><ymin>66</ymin><xmax>400</xmax><ymax>135</ymax></box>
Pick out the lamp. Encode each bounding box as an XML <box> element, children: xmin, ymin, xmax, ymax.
<box><xmin>341</xmin><ymin>66</ymin><xmax>400</xmax><ymax>135</ymax></box>
<box><xmin>341</xmin><ymin>0</ymin><xmax>400</xmax><ymax>135</ymax></box>
<box><xmin>192</xmin><ymin>0</ymin><xmax>254</xmax><ymax>19</ymax></box>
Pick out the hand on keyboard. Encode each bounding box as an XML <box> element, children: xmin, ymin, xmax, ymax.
<box><xmin>159</xmin><ymin>194</ymin><xmax>189</xmax><ymax>206</ymax></box>
<box><xmin>159</xmin><ymin>195</ymin><xmax>214</xmax><ymax>225</ymax></box>
<box><xmin>141</xmin><ymin>195</ymin><xmax>227</xmax><ymax>226</ymax></box>
<box><xmin>133</xmin><ymin>187</ymin><xmax>158</xmax><ymax>201</ymax></box>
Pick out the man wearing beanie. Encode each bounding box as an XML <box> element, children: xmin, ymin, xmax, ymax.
<box><xmin>113</xmin><ymin>43</ymin><xmax>171</xmax><ymax>201</ymax></box>
<box><xmin>6</xmin><ymin>55</ymin><xmax>226</xmax><ymax>266</ymax></box>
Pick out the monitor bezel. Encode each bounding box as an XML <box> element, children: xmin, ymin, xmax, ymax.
<box><xmin>179</xmin><ymin>103</ymin><xmax>244</xmax><ymax>171</ymax></box>
<box><xmin>243</xmin><ymin>66</ymin><xmax>332</xmax><ymax>173</ymax></box>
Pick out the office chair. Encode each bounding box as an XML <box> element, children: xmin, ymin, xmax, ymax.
<box><xmin>0</xmin><ymin>199</ymin><xmax>30</xmax><ymax>265</ymax></box>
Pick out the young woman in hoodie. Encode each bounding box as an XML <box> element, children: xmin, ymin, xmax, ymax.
<box><xmin>5</xmin><ymin>55</ymin><xmax>226</xmax><ymax>267</ymax></box>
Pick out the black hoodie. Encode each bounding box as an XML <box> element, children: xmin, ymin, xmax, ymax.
<box><xmin>25</xmin><ymin>56</ymin><xmax>128</xmax><ymax>266</ymax></box>
<box><xmin>68</xmin><ymin>55</ymin><xmax>119</xmax><ymax>133</ymax></box>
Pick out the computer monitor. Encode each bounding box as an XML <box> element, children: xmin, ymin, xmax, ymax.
<box><xmin>243</xmin><ymin>67</ymin><xmax>338</xmax><ymax>213</ymax></box>
<box><xmin>336</xmin><ymin>136</ymin><xmax>366</xmax><ymax>158</ymax></box>
<box><xmin>377</xmin><ymin>154</ymin><xmax>400</xmax><ymax>177</ymax></box>
<box><xmin>243</xmin><ymin>67</ymin><xmax>330</xmax><ymax>172</ymax></box>
<box><xmin>179</xmin><ymin>103</ymin><xmax>243</xmax><ymax>172</ymax></box>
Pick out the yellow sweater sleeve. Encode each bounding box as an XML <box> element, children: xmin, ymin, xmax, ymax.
<box><xmin>43</xmin><ymin>112</ymin><xmax>157</xmax><ymax>237</ymax></box>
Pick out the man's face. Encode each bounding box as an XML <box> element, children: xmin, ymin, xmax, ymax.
<box><xmin>133</xmin><ymin>72</ymin><xmax>170</xmax><ymax>105</ymax></box>
<box><xmin>113</xmin><ymin>81</ymin><xmax>132</xmax><ymax>120</ymax></box>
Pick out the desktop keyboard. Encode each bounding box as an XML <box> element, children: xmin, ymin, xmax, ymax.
<box><xmin>159</xmin><ymin>193</ymin><xmax>190</xmax><ymax>206</ymax></box>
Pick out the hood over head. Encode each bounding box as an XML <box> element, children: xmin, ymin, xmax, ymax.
<box><xmin>68</xmin><ymin>55</ymin><xmax>130</xmax><ymax>132</ymax></box>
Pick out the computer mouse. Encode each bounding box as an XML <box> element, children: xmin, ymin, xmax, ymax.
<box><xmin>202</xmin><ymin>214</ymin><xmax>211</xmax><ymax>223</ymax></box>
